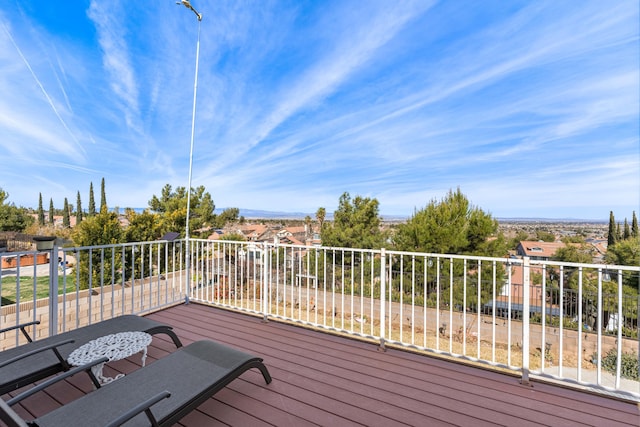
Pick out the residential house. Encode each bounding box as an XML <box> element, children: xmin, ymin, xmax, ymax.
<box><xmin>516</xmin><ymin>240</ymin><xmax>566</xmax><ymax>261</ymax></box>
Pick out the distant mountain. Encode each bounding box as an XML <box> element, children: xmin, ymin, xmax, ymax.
<box><xmin>496</xmin><ymin>217</ymin><xmax>607</xmax><ymax>224</ymax></box>
<box><xmin>129</xmin><ymin>207</ymin><xmax>602</xmax><ymax>223</ymax></box>
<box><xmin>231</xmin><ymin>209</ymin><xmax>316</xmax><ymax>220</ymax></box>
<box><xmin>216</xmin><ymin>208</ymin><xmax>409</xmax><ymax>221</ymax></box>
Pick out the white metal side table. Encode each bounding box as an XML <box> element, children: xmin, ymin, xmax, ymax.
<box><xmin>67</xmin><ymin>331</ymin><xmax>152</xmax><ymax>384</ymax></box>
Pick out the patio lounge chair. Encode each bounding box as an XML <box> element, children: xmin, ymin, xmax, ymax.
<box><xmin>0</xmin><ymin>340</ymin><xmax>272</xmax><ymax>427</ymax></box>
<box><xmin>0</xmin><ymin>315</ymin><xmax>183</xmax><ymax>395</ymax></box>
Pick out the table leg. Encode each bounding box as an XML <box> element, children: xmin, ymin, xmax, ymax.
<box><xmin>141</xmin><ymin>346</ymin><xmax>148</xmax><ymax>367</ymax></box>
<box><xmin>91</xmin><ymin>363</ymin><xmax>106</xmax><ymax>385</ymax></box>
<box><xmin>92</xmin><ymin>361</ymin><xmax>124</xmax><ymax>384</ymax></box>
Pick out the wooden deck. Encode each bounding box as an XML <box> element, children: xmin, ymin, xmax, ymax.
<box><xmin>5</xmin><ymin>302</ymin><xmax>639</xmax><ymax>426</ymax></box>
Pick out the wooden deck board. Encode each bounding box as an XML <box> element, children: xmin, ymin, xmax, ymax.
<box><xmin>3</xmin><ymin>302</ymin><xmax>639</xmax><ymax>427</ymax></box>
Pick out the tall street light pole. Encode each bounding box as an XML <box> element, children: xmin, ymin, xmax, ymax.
<box><xmin>177</xmin><ymin>0</ymin><xmax>202</xmax><ymax>303</ymax></box>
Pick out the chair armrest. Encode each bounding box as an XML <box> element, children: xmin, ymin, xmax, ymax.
<box><xmin>6</xmin><ymin>357</ymin><xmax>109</xmax><ymax>406</ymax></box>
<box><xmin>0</xmin><ymin>321</ymin><xmax>40</xmax><ymax>342</ymax></box>
<box><xmin>0</xmin><ymin>338</ymin><xmax>75</xmax><ymax>369</ymax></box>
<box><xmin>103</xmin><ymin>391</ymin><xmax>171</xmax><ymax>427</ymax></box>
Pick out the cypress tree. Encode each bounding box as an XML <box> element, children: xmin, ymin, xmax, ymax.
<box><xmin>48</xmin><ymin>198</ymin><xmax>54</xmax><ymax>225</ymax></box>
<box><xmin>88</xmin><ymin>182</ymin><xmax>96</xmax><ymax>216</ymax></box>
<box><xmin>37</xmin><ymin>193</ymin><xmax>45</xmax><ymax>226</ymax></box>
<box><xmin>623</xmin><ymin>218</ymin><xmax>630</xmax><ymax>240</ymax></box>
<box><xmin>607</xmin><ymin>211</ymin><xmax>616</xmax><ymax>247</ymax></box>
<box><xmin>632</xmin><ymin>211</ymin><xmax>638</xmax><ymax>238</ymax></box>
<box><xmin>63</xmin><ymin>198</ymin><xmax>70</xmax><ymax>228</ymax></box>
<box><xmin>76</xmin><ymin>191</ymin><xmax>83</xmax><ymax>225</ymax></box>
<box><xmin>100</xmin><ymin>177</ymin><xmax>107</xmax><ymax>213</ymax></box>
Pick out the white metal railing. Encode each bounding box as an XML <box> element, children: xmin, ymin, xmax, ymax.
<box><xmin>0</xmin><ymin>240</ymin><xmax>186</xmax><ymax>348</ymax></box>
<box><xmin>0</xmin><ymin>238</ymin><xmax>638</xmax><ymax>401</ymax></box>
<box><xmin>186</xmin><ymin>239</ymin><xmax>639</xmax><ymax>401</ymax></box>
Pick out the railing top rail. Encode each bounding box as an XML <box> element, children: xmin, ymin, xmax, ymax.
<box><xmin>383</xmin><ymin>250</ymin><xmax>525</xmax><ymax>264</ymax></box>
<box><xmin>530</xmin><ymin>258</ymin><xmax>640</xmax><ymax>272</ymax></box>
<box><xmin>0</xmin><ymin>249</ymin><xmax>40</xmax><ymax>257</ymax></box>
<box><xmin>58</xmin><ymin>239</ymin><xmax>185</xmax><ymax>252</ymax></box>
<box><xmin>271</xmin><ymin>244</ymin><xmax>381</xmax><ymax>254</ymax></box>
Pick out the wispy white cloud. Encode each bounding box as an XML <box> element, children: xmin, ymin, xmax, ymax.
<box><xmin>197</xmin><ymin>1</ymin><xmax>435</xmax><ymax>178</ymax></box>
<box><xmin>0</xmin><ymin>20</ymin><xmax>86</xmax><ymax>160</ymax></box>
<box><xmin>87</xmin><ymin>1</ymin><xmax>140</xmax><ymax>133</ymax></box>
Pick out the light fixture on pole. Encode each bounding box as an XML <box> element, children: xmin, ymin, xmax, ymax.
<box><xmin>177</xmin><ymin>0</ymin><xmax>202</xmax><ymax>303</ymax></box>
<box><xmin>33</xmin><ymin>236</ymin><xmax>56</xmax><ymax>251</ymax></box>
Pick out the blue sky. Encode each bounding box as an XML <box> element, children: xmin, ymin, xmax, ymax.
<box><xmin>0</xmin><ymin>1</ymin><xmax>638</xmax><ymax>220</ymax></box>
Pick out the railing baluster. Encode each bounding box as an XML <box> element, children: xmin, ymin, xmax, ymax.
<box><xmin>448</xmin><ymin>257</ymin><xmax>453</xmax><ymax>355</ymax></box>
<box><xmin>522</xmin><ymin>256</ymin><xmax>531</xmax><ymax>385</ymax></box>
<box><xmin>559</xmin><ymin>265</ymin><xmax>564</xmax><ymax>377</ymax></box>
<box><xmin>491</xmin><ymin>260</ymin><xmax>496</xmax><ymax>363</ymax></box>
<box><xmin>577</xmin><ymin>266</ymin><xmax>583</xmax><ymax>382</ymax></box>
<box><xmin>379</xmin><ymin>248</ymin><xmax>386</xmax><ymax>350</ymax></box>
<box><xmin>507</xmin><ymin>261</ymin><xmax>512</xmax><ymax>366</ymax></box>
<box><xmin>615</xmin><ymin>270</ymin><xmax>623</xmax><ymax>389</ymax></box>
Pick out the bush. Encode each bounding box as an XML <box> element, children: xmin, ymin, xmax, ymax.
<box><xmin>595</xmin><ymin>348</ymin><xmax>639</xmax><ymax>381</ymax></box>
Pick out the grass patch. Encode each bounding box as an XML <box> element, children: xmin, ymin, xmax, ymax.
<box><xmin>0</xmin><ymin>275</ymin><xmax>78</xmax><ymax>304</ymax></box>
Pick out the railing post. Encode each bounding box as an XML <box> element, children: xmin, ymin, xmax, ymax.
<box><xmin>184</xmin><ymin>238</ymin><xmax>191</xmax><ymax>304</ymax></box>
<box><xmin>49</xmin><ymin>241</ymin><xmax>59</xmax><ymax>337</ymax></box>
<box><xmin>521</xmin><ymin>256</ymin><xmax>530</xmax><ymax>386</ymax></box>
<box><xmin>262</xmin><ymin>242</ymin><xmax>269</xmax><ymax>322</ymax></box>
<box><xmin>379</xmin><ymin>248</ymin><xmax>386</xmax><ymax>351</ymax></box>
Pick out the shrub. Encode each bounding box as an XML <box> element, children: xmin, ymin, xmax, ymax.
<box><xmin>595</xmin><ymin>348</ymin><xmax>639</xmax><ymax>381</ymax></box>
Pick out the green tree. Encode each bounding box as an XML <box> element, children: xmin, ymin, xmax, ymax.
<box><xmin>72</xmin><ymin>210</ymin><xmax>123</xmax><ymax>246</ymax></box>
<box><xmin>393</xmin><ymin>188</ymin><xmax>502</xmax><ymax>256</ymax></box>
<box><xmin>0</xmin><ymin>205</ymin><xmax>33</xmax><ymax>232</ymax></box>
<box><xmin>553</xmin><ymin>244</ymin><xmax>592</xmax><ymax>264</ymax></box>
<box><xmin>71</xmin><ymin>210</ymin><xmax>123</xmax><ymax>290</ymax></box>
<box><xmin>561</xmin><ymin>235</ymin><xmax>586</xmax><ymax>244</ymax></box>
<box><xmin>38</xmin><ymin>193</ymin><xmax>45</xmax><ymax>226</ymax></box>
<box><xmin>605</xmin><ymin>237</ymin><xmax>640</xmax><ymax>266</ymax></box>
<box><xmin>466</xmin><ymin>207</ymin><xmax>505</xmax><ymax>256</ymax></box>
<box><xmin>219</xmin><ymin>232</ymin><xmax>246</xmax><ymax>241</ymax></box>
<box><xmin>535</xmin><ymin>230</ymin><xmax>556</xmax><ymax>242</ymax></box>
<box><xmin>0</xmin><ymin>189</ymin><xmax>33</xmax><ymax>232</ymax></box>
<box><xmin>213</xmin><ymin>207</ymin><xmax>239</xmax><ymax>228</ymax></box>
<box><xmin>632</xmin><ymin>211</ymin><xmax>638</xmax><ymax>238</ymax></box>
<box><xmin>389</xmin><ymin>189</ymin><xmax>504</xmax><ymax>313</ymax></box>
<box><xmin>88</xmin><ymin>182</ymin><xmax>96</xmax><ymax>216</ymax></box>
<box><xmin>321</xmin><ymin>192</ymin><xmax>385</xmax><ymax>249</ymax></box>
<box><xmin>62</xmin><ymin>198</ymin><xmax>70</xmax><ymax>228</ymax></box>
<box><xmin>623</xmin><ymin>218</ymin><xmax>631</xmax><ymax>240</ymax></box>
<box><xmin>48</xmin><ymin>198</ymin><xmax>54</xmax><ymax>225</ymax></box>
<box><xmin>148</xmin><ymin>184</ymin><xmax>215</xmax><ymax>237</ymax></box>
<box><xmin>316</xmin><ymin>207</ymin><xmax>326</xmax><ymax>232</ymax></box>
<box><xmin>508</xmin><ymin>230</ymin><xmax>530</xmax><ymax>251</ymax></box>
<box><xmin>605</xmin><ymin>237</ymin><xmax>640</xmax><ymax>290</ymax></box>
<box><xmin>100</xmin><ymin>177</ymin><xmax>107</xmax><ymax>213</ymax></box>
<box><xmin>304</xmin><ymin>215</ymin><xmax>312</xmax><ymax>240</ymax></box>
<box><xmin>76</xmin><ymin>191</ymin><xmax>83</xmax><ymax>225</ymax></box>
<box><xmin>607</xmin><ymin>211</ymin><xmax>616</xmax><ymax>247</ymax></box>
<box><xmin>124</xmin><ymin>210</ymin><xmax>162</xmax><ymax>242</ymax></box>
